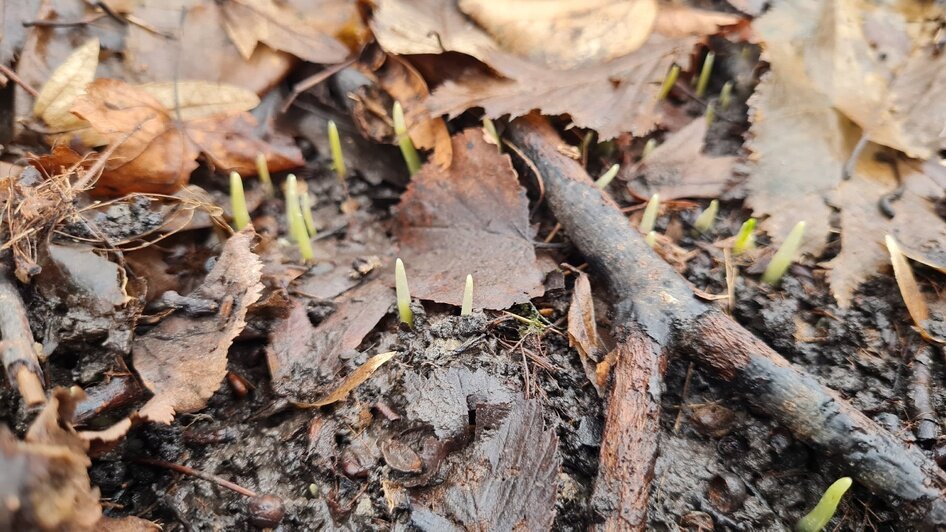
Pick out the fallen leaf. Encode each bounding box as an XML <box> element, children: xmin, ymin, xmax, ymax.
<box><xmin>94</xmin><ymin>515</ymin><xmax>162</xmax><ymax>532</ymax></box>
<box><xmin>458</xmin><ymin>0</ymin><xmax>658</xmax><ymax>69</ymax></box>
<box><xmin>410</xmin><ymin>400</ymin><xmax>560</xmax><ymax>530</ymax></box>
<box><xmin>395</xmin><ymin>129</ymin><xmax>545</xmax><ymax>308</ymax></box>
<box><xmin>1</xmin><ymin>388</ymin><xmax>102</xmax><ymax>531</ymax></box>
<box><xmin>885</xmin><ymin>235</ymin><xmax>938</xmax><ymax>342</ymax></box>
<box><xmin>32</xmin><ymin>38</ymin><xmax>99</xmax><ymax>133</ymax></box>
<box><xmin>402</xmin><ymin>366</ymin><xmax>516</xmax><ymax>438</ymax></box>
<box><xmin>370</xmin><ymin>0</ymin><xmax>497</xmax><ymax>59</ymax></box>
<box><xmin>136</xmin><ymin>81</ymin><xmax>260</xmax><ymax>122</ymax></box>
<box><xmin>221</xmin><ymin>0</ymin><xmax>350</xmax><ymax>64</ymax></box>
<box><xmin>311</xmin><ymin>351</ymin><xmax>397</xmax><ymax>407</ymax></box>
<box><xmin>567</xmin><ymin>272</ymin><xmax>606</xmax><ymax>395</ymax></box>
<box><xmin>0</xmin><ymin>0</ymin><xmax>42</xmax><ymax>79</ymax></box>
<box><xmin>133</xmin><ymin>229</ymin><xmax>263</xmax><ymax>424</ymax></box>
<box><xmin>653</xmin><ymin>4</ymin><xmax>743</xmax><ymax>37</ymax></box>
<box><xmin>267</xmin><ymin>278</ymin><xmax>395</xmax><ymax>401</ymax></box>
<box><xmin>625</xmin><ymin>118</ymin><xmax>737</xmax><ymax>199</ymax></box>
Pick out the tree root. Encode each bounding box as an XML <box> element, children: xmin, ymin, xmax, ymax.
<box><xmin>0</xmin><ymin>263</ymin><xmax>45</xmax><ymax>406</ymax></box>
<box><xmin>508</xmin><ymin>114</ymin><xmax>946</xmax><ymax>530</ymax></box>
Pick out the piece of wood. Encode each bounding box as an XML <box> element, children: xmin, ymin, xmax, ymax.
<box><xmin>508</xmin><ymin>114</ymin><xmax>946</xmax><ymax>529</ymax></box>
<box><xmin>0</xmin><ymin>263</ymin><xmax>46</xmax><ymax>406</ymax></box>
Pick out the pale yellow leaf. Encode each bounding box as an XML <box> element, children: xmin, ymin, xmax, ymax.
<box><xmin>33</xmin><ymin>38</ymin><xmax>99</xmax><ymax>132</ymax></box>
<box><xmin>137</xmin><ymin>81</ymin><xmax>261</xmax><ymax>122</ymax></box>
<box><xmin>886</xmin><ymin>235</ymin><xmax>942</xmax><ymax>342</ymax></box>
<box><xmin>312</xmin><ymin>351</ymin><xmax>397</xmax><ymax>407</ymax></box>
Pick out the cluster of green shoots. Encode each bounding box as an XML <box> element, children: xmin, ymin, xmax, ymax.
<box><xmin>796</xmin><ymin>477</ymin><xmax>852</xmax><ymax>532</ymax></box>
<box><xmin>657</xmin><ymin>50</ymin><xmax>732</xmax><ymax>126</ymax></box>
<box><xmin>394</xmin><ymin>258</ymin><xmax>474</xmax><ymax>328</ymax></box>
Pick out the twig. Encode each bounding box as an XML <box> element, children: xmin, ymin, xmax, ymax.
<box><xmin>0</xmin><ymin>262</ymin><xmax>45</xmax><ymax>405</ymax></box>
<box><xmin>0</xmin><ymin>64</ymin><xmax>39</xmax><ymax>98</ymax></box>
<box><xmin>508</xmin><ymin>114</ymin><xmax>946</xmax><ymax>530</ymax></box>
<box><xmin>281</xmin><ymin>58</ymin><xmax>356</xmax><ymax>114</ymax></box>
<box><xmin>907</xmin><ymin>344</ymin><xmax>940</xmax><ymax>443</ymax></box>
<box><xmin>22</xmin><ymin>13</ymin><xmax>106</xmax><ymax>28</ymax></box>
<box><xmin>135</xmin><ymin>458</ymin><xmax>257</xmax><ymax>498</ymax></box>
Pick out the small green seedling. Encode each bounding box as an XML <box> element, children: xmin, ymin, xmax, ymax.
<box><xmin>694</xmin><ymin>199</ymin><xmax>719</xmax><ymax>233</ymax></box>
<box><xmin>393</xmin><ymin>102</ymin><xmax>421</xmax><ymax>175</ymax></box>
<box><xmin>641</xmin><ymin>138</ymin><xmax>657</xmax><ymax>160</ymax></box>
<box><xmin>645</xmin><ymin>230</ymin><xmax>657</xmax><ymax>248</ymax></box>
<box><xmin>483</xmin><ymin>117</ymin><xmax>501</xmax><ymax>152</ymax></box>
<box><xmin>719</xmin><ymin>80</ymin><xmax>733</xmax><ymax>110</ymax></box>
<box><xmin>795</xmin><ymin>477</ymin><xmax>852</xmax><ymax>532</ymax></box>
<box><xmin>733</xmin><ymin>218</ymin><xmax>756</xmax><ymax>255</ymax></box>
<box><xmin>461</xmin><ymin>274</ymin><xmax>473</xmax><ymax>316</ymax></box>
<box><xmin>395</xmin><ymin>258</ymin><xmax>413</xmax><ymax>327</ymax></box>
<box><xmin>762</xmin><ymin>221</ymin><xmax>806</xmax><ymax>285</ymax></box>
<box><xmin>705</xmin><ymin>101</ymin><xmax>716</xmax><ymax>126</ymax></box>
<box><xmin>657</xmin><ymin>64</ymin><xmax>681</xmax><ymax>100</ymax></box>
<box><xmin>696</xmin><ymin>51</ymin><xmax>715</xmax><ymax>98</ymax></box>
<box><xmin>230</xmin><ymin>171</ymin><xmax>251</xmax><ymax>231</ymax></box>
<box><xmin>640</xmin><ymin>193</ymin><xmax>660</xmax><ymax>234</ymax></box>
<box><xmin>328</xmin><ymin>120</ymin><xmax>346</xmax><ymax>181</ymax></box>
<box><xmin>255</xmin><ymin>152</ymin><xmax>274</xmax><ymax>197</ymax></box>
<box><xmin>285</xmin><ymin>174</ymin><xmax>313</xmax><ymax>262</ymax></box>
<box><xmin>595</xmin><ymin>164</ymin><xmax>620</xmax><ymax>189</ymax></box>
<box><xmin>298</xmin><ymin>180</ymin><xmax>317</xmax><ymax>237</ymax></box>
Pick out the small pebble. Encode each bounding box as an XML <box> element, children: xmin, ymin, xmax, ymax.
<box><xmin>248</xmin><ymin>494</ymin><xmax>284</xmax><ymax>528</ymax></box>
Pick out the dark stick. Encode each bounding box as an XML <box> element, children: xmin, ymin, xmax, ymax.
<box><xmin>507</xmin><ymin>114</ymin><xmax>946</xmax><ymax>529</ymax></box>
<box><xmin>0</xmin><ymin>263</ymin><xmax>45</xmax><ymax>406</ymax></box>
<box><xmin>908</xmin><ymin>345</ymin><xmax>940</xmax><ymax>443</ymax></box>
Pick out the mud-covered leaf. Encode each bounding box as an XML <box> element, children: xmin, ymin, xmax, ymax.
<box><xmin>625</xmin><ymin>118</ymin><xmax>736</xmax><ymax>199</ymax></box>
<box><xmin>267</xmin><ymin>278</ymin><xmax>394</xmax><ymax>401</ymax></box>
<box><xmin>1</xmin><ymin>388</ymin><xmax>101</xmax><ymax>531</ymax></box>
<box><xmin>395</xmin><ymin>129</ymin><xmax>544</xmax><ymax>308</ymax></box>
<box><xmin>410</xmin><ymin>399</ymin><xmax>560</xmax><ymax>531</ymax></box>
<box><xmin>403</xmin><ymin>366</ymin><xmax>515</xmax><ymax>439</ymax></box>
<box><xmin>134</xmin><ymin>230</ymin><xmax>263</xmax><ymax>424</ymax></box>
<box><xmin>312</xmin><ymin>351</ymin><xmax>397</xmax><ymax>406</ymax></box>
<box><xmin>32</xmin><ymin>38</ymin><xmax>99</xmax><ymax>133</ymax></box>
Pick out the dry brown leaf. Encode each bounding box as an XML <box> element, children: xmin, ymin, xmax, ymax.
<box><xmin>137</xmin><ymin>81</ymin><xmax>260</xmax><ymax>122</ymax></box>
<box><xmin>94</xmin><ymin>515</ymin><xmax>162</xmax><ymax>532</ymax></box>
<box><xmin>371</xmin><ymin>0</ymin><xmax>497</xmax><ymax>58</ymax></box>
<box><xmin>625</xmin><ymin>118</ymin><xmax>736</xmax><ymax>199</ymax></box>
<box><xmin>395</xmin><ymin>129</ymin><xmax>545</xmax><ymax>308</ymax></box>
<box><xmin>567</xmin><ymin>272</ymin><xmax>606</xmax><ymax>395</ymax></box>
<box><xmin>653</xmin><ymin>4</ymin><xmax>742</xmax><ymax>37</ymax></box>
<box><xmin>1</xmin><ymin>387</ymin><xmax>102</xmax><ymax>531</ymax></box>
<box><xmin>32</xmin><ymin>38</ymin><xmax>99</xmax><ymax>133</ymax></box>
<box><xmin>886</xmin><ymin>235</ymin><xmax>931</xmax><ymax>336</ymax></box>
<box><xmin>458</xmin><ymin>0</ymin><xmax>658</xmax><ymax>69</ymax></box>
<box><xmin>267</xmin><ymin>278</ymin><xmax>395</xmax><ymax>401</ymax></box>
<box><xmin>221</xmin><ymin>0</ymin><xmax>350</xmax><ymax>64</ymax></box>
<box><xmin>312</xmin><ymin>351</ymin><xmax>397</xmax><ymax>406</ymax></box>
<box><xmin>133</xmin><ymin>229</ymin><xmax>263</xmax><ymax>424</ymax></box>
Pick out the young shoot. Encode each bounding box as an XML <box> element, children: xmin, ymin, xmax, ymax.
<box><xmin>395</xmin><ymin>258</ymin><xmax>414</xmax><ymax>327</ymax></box>
<box><xmin>483</xmin><ymin>117</ymin><xmax>501</xmax><ymax>152</ymax></box>
<box><xmin>393</xmin><ymin>102</ymin><xmax>421</xmax><ymax>175</ymax></box>
<box><xmin>299</xmin><ymin>185</ymin><xmax>317</xmax><ymax>237</ymax></box>
<box><xmin>762</xmin><ymin>221</ymin><xmax>806</xmax><ymax>285</ymax></box>
<box><xmin>229</xmin><ymin>171</ymin><xmax>251</xmax><ymax>231</ymax></box>
<box><xmin>733</xmin><ymin>218</ymin><xmax>756</xmax><ymax>255</ymax></box>
<box><xmin>595</xmin><ymin>164</ymin><xmax>620</xmax><ymax>189</ymax></box>
<box><xmin>461</xmin><ymin>274</ymin><xmax>473</xmax><ymax>316</ymax></box>
<box><xmin>645</xmin><ymin>230</ymin><xmax>657</xmax><ymax>248</ymax></box>
<box><xmin>284</xmin><ymin>174</ymin><xmax>313</xmax><ymax>262</ymax></box>
<box><xmin>705</xmin><ymin>101</ymin><xmax>716</xmax><ymax>126</ymax></box>
<box><xmin>657</xmin><ymin>64</ymin><xmax>681</xmax><ymax>100</ymax></box>
<box><xmin>641</xmin><ymin>138</ymin><xmax>658</xmax><ymax>160</ymax></box>
<box><xmin>255</xmin><ymin>152</ymin><xmax>274</xmax><ymax>197</ymax></box>
<box><xmin>719</xmin><ymin>80</ymin><xmax>733</xmax><ymax>110</ymax></box>
<box><xmin>795</xmin><ymin>477</ymin><xmax>852</xmax><ymax>532</ymax></box>
<box><xmin>694</xmin><ymin>199</ymin><xmax>719</xmax><ymax>233</ymax></box>
<box><xmin>696</xmin><ymin>51</ymin><xmax>715</xmax><ymax>98</ymax></box>
<box><xmin>640</xmin><ymin>193</ymin><xmax>660</xmax><ymax>234</ymax></box>
<box><xmin>327</xmin><ymin>120</ymin><xmax>346</xmax><ymax>181</ymax></box>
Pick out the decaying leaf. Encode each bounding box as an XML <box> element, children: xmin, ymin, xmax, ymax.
<box><xmin>311</xmin><ymin>351</ymin><xmax>397</xmax><ymax>407</ymax></box>
<box><xmin>133</xmin><ymin>229</ymin><xmax>263</xmax><ymax>424</ymax></box>
<box><xmin>32</xmin><ymin>38</ymin><xmax>100</xmax><ymax>133</ymax></box>
<box><xmin>568</xmin><ymin>271</ymin><xmax>609</xmax><ymax>395</ymax></box>
<box><xmin>458</xmin><ymin>0</ymin><xmax>658</xmax><ymax>69</ymax></box>
<box><xmin>403</xmin><ymin>366</ymin><xmax>516</xmax><ymax>438</ymax></box>
<box><xmin>395</xmin><ymin>129</ymin><xmax>545</xmax><ymax>309</ymax></box>
<box><xmin>624</xmin><ymin>118</ymin><xmax>737</xmax><ymax>200</ymax></box>
<box><xmin>267</xmin><ymin>278</ymin><xmax>395</xmax><ymax>401</ymax></box>
<box><xmin>135</xmin><ymin>81</ymin><xmax>260</xmax><ymax>121</ymax></box>
<box><xmin>886</xmin><ymin>235</ymin><xmax>943</xmax><ymax>343</ymax></box>
<box><xmin>410</xmin><ymin>399</ymin><xmax>560</xmax><ymax>530</ymax></box>
<box><xmin>653</xmin><ymin>5</ymin><xmax>743</xmax><ymax>37</ymax></box>
<box><xmin>1</xmin><ymin>388</ymin><xmax>102</xmax><ymax>531</ymax></box>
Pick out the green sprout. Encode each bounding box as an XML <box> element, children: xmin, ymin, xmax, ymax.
<box><xmin>255</xmin><ymin>152</ymin><xmax>274</xmax><ymax>197</ymax></box>
<box><xmin>395</xmin><ymin>258</ymin><xmax>413</xmax><ymax>327</ymax></box>
<box><xmin>720</xmin><ymin>80</ymin><xmax>733</xmax><ymax>110</ymax></box>
<box><xmin>285</xmin><ymin>174</ymin><xmax>313</xmax><ymax>262</ymax></box>
<box><xmin>641</xmin><ymin>138</ymin><xmax>658</xmax><ymax>160</ymax></box>
<box><xmin>694</xmin><ymin>199</ymin><xmax>719</xmax><ymax>233</ymax></box>
<box><xmin>733</xmin><ymin>218</ymin><xmax>756</xmax><ymax>255</ymax></box>
<box><xmin>595</xmin><ymin>164</ymin><xmax>620</xmax><ymax>189</ymax></box>
<box><xmin>328</xmin><ymin>120</ymin><xmax>346</xmax><ymax>181</ymax></box>
<box><xmin>483</xmin><ymin>117</ymin><xmax>501</xmax><ymax>152</ymax></box>
<box><xmin>795</xmin><ymin>477</ymin><xmax>852</xmax><ymax>532</ymax></box>
<box><xmin>762</xmin><ymin>221</ymin><xmax>806</xmax><ymax>285</ymax></box>
<box><xmin>705</xmin><ymin>101</ymin><xmax>716</xmax><ymax>126</ymax></box>
<box><xmin>461</xmin><ymin>274</ymin><xmax>473</xmax><ymax>316</ymax></box>
<box><xmin>640</xmin><ymin>193</ymin><xmax>660</xmax><ymax>234</ymax></box>
<box><xmin>298</xmin><ymin>180</ymin><xmax>317</xmax><ymax>237</ymax></box>
<box><xmin>645</xmin><ymin>230</ymin><xmax>657</xmax><ymax>248</ymax></box>
<box><xmin>696</xmin><ymin>51</ymin><xmax>715</xmax><ymax>98</ymax></box>
<box><xmin>229</xmin><ymin>171</ymin><xmax>251</xmax><ymax>231</ymax></box>
<box><xmin>393</xmin><ymin>102</ymin><xmax>421</xmax><ymax>175</ymax></box>
<box><xmin>657</xmin><ymin>64</ymin><xmax>681</xmax><ymax>100</ymax></box>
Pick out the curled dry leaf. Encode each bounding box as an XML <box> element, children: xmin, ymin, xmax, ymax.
<box><xmin>310</xmin><ymin>351</ymin><xmax>397</xmax><ymax>407</ymax></box>
<box><xmin>32</xmin><ymin>38</ymin><xmax>99</xmax><ymax>134</ymax></box>
<box><xmin>886</xmin><ymin>235</ymin><xmax>943</xmax><ymax>343</ymax></box>
<box><xmin>133</xmin><ymin>229</ymin><xmax>263</xmax><ymax>424</ymax></box>
<box><xmin>395</xmin><ymin>129</ymin><xmax>545</xmax><ymax>309</ymax></box>
<box><xmin>567</xmin><ymin>271</ymin><xmax>606</xmax><ymax>396</ymax></box>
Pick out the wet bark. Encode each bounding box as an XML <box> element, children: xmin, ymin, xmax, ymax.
<box><xmin>508</xmin><ymin>114</ymin><xmax>946</xmax><ymax>530</ymax></box>
<box><xmin>0</xmin><ymin>262</ymin><xmax>45</xmax><ymax>406</ymax></box>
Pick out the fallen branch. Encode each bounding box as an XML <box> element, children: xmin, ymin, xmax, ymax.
<box><xmin>508</xmin><ymin>114</ymin><xmax>946</xmax><ymax>530</ymax></box>
<box><xmin>0</xmin><ymin>262</ymin><xmax>45</xmax><ymax>406</ymax></box>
